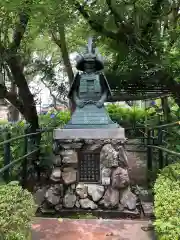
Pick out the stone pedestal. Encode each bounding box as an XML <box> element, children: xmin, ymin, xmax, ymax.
<box><xmin>35</xmin><ymin>128</ymin><xmax>139</xmax><ymax>216</ymax></box>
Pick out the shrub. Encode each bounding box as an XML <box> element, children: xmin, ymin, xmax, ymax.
<box><xmin>154</xmin><ymin>163</ymin><xmax>180</xmax><ymax>240</ymax></box>
<box><xmin>106</xmin><ymin>104</ymin><xmax>152</xmax><ymax>127</ymax></box>
<box><xmin>0</xmin><ymin>181</ymin><xmax>37</xmax><ymax>240</ymax></box>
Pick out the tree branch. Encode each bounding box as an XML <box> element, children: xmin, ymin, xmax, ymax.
<box><xmin>51</xmin><ymin>32</ymin><xmax>61</xmax><ymax>48</ymax></box>
<box><xmin>58</xmin><ymin>24</ymin><xmax>74</xmax><ymax>84</ymax></box>
<box><xmin>9</xmin><ymin>11</ymin><xmax>29</xmax><ymax>51</ymax></box>
<box><xmin>168</xmin><ymin>5</ymin><xmax>180</xmax><ymax>50</ymax></box>
<box><xmin>75</xmin><ymin>1</ymin><xmax>117</xmax><ymax>40</ymax></box>
<box><xmin>0</xmin><ymin>84</ymin><xmax>25</xmax><ymax>115</ymax></box>
<box><xmin>142</xmin><ymin>0</ymin><xmax>165</xmax><ymax>37</ymax></box>
<box><xmin>106</xmin><ymin>0</ymin><xmax>122</xmax><ymax>28</ymax></box>
<box><xmin>41</xmin><ymin>78</ymin><xmax>68</xmax><ymax>107</ymax></box>
<box><xmin>75</xmin><ymin>1</ymin><xmax>149</xmax><ymax>58</ymax></box>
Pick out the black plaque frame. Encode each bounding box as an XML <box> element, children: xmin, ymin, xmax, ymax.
<box><xmin>77</xmin><ymin>149</ymin><xmax>100</xmax><ymax>183</ymax></box>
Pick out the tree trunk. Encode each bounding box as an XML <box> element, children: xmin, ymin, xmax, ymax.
<box><xmin>58</xmin><ymin>24</ymin><xmax>74</xmax><ymax>84</ymax></box>
<box><xmin>161</xmin><ymin>97</ymin><xmax>171</xmax><ymax>123</ymax></box>
<box><xmin>7</xmin><ymin>55</ymin><xmax>39</xmax><ymax>131</ymax></box>
<box><xmin>8</xmin><ymin>82</ymin><xmax>19</xmax><ymax>122</ymax></box>
<box><xmin>56</xmin><ymin>24</ymin><xmax>75</xmax><ymax>114</ymax></box>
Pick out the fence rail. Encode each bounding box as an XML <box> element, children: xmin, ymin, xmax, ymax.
<box><xmin>0</xmin><ymin>126</ymin><xmax>55</xmax><ymax>185</ymax></box>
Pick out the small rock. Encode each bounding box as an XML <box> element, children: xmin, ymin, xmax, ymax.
<box><xmin>87</xmin><ymin>184</ymin><xmax>104</xmax><ymax>202</ymax></box>
<box><xmin>53</xmin><ymin>184</ymin><xmax>64</xmax><ymax>196</ymax></box>
<box><xmin>101</xmin><ymin>167</ymin><xmax>111</xmax><ymax>177</ymax></box>
<box><xmin>101</xmin><ymin>177</ymin><xmax>111</xmax><ymax>185</ymax></box>
<box><xmin>104</xmin><ymin>139</ymin><xmax>111</xmax><ymax>144</ymax></box>
<box><xmin>61</xmin><ymin>150</ymin><xmax>78</xmax><ymax>164</ymax></box>
<box><xmin>111</xmin><ymin>139</ymin><xmax>122</xmax><ymax>146</ymax></box>
<box><xmin>100</xmin><ymin>187</ymin><xmax>119</xmax><ymax>208</ymax></box>
<box><xmin>79</xmin><ymin>198</ymin><xmax>98</xmax><ymax>209</ymax></box>
<box><xmin>69</xmin><ymin>142</ymin><xmax>83</xmax><ymax>148</ymax></box>
<box><xmin>52</xmin><ymin>141</ymin><xmax>60</xmax><ymax>155</ymax></box>
<box><xmin>111</xmin><ymin>167</ymin><xmax>130</xmax><ymax>189</ymax></box>
<box><xmin>123</xmin><ymin>208</ymin><xmax>139</xmax><ymax>216</ymax></box>
<box><xmin>40</xmin><ymin>202</ymin><xmax>56</xmax><ymax>214</ymax></box>
<box><xmin>33</xmin><ymin>186</ymin><xmax>47</xmax><ymax>205</ymax></box>
<box><xmin>141</xmin><ymin>202</ymin><xmax>154</xmax><ymax>217</ymax></box>
<box><xmin>100</xmin><ymin>144</ymin><xmax>119</xmax><ymax>168</ymax></box>
<box><xmin>60</xmin><ymin>144</ymin><xmax>71</xmax><ymax>149</ymax></box>
<box><xmin>84</xmin><ymin>139</ymin><xmax>95</xmax><ymax>145</ymax></box>
<box><xmin>70</xmin><ymin>184</ymin><xmax>76</xmax><ymax>190</ymax></box>
<box><xmin>75</xmin><ymin>200</ymin><xmax>80</xmax><ymax>208</ymax></box>
<box><xmin>120</xmin><ymin>188</ymin><xmax>137</xmax><ymax>210</ymax></box>
<box><xmin>60</xmin><ymin>139</ymin><xmax>72</xmax><ymax>143</ymax></box>
<box><xmin>101</xmin><ymin>167</ymin><xmax>111</xmax><ymax>186</ymax></box>
<box><xmin>118</xmin><ymin>204</ymin><xmax>124</xmax><ymax>211</ymax></box>
<box><xmin>118</xmin><ymin>146</ymin><xmax>128</xmax><ymax>167</ymax></box>
<box><xmin>63</xmin><ymin>192</ymin><xmax>76</xmax><ymax>208</ymax></box>
<box><xmin>45</xmin><ymin>188</ymin><xmax>60</xmax><ymax>205</ymax></box>
<box><xmin>52</xmin><ymin>155</ymin><xmax>62</xmax><ymax>166</ymax></box>
<box><xmin>50</xmin><ymin>168</ymin><xmax>62</xmax><ymax>182</ymax></box>
<box><xmin>60</xmin><ymin>139</ymin><xmax>82</xmax><ymax>148</ymax></box>
<box><xmin>62</xmin><ymin>167</ymin><xmax>77</xmax><ymax>185</ymax></box>
<box><xmin>76</xmin><ymin>183</ymin><xmax>88</xmax><ymax>198</ymax></box>
<box><xmin>55</xmin><ymin>204</ymin><xmax>63</xmax><ymax>211</ymax></box>
<box><xmin>85</xmin><ymin>141</ymin><xmax>103</xmax><ymax>151</ymax></box>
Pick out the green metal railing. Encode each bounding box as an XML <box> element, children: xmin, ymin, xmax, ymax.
<box><xmin>125</xmin><ymin>121</ymin><xmax>180</xmax><ymax>181</ymax></box>
<box><xmin>0</xmin><ymin>126</ymin><xmax>55</xmax><ymax>186</ymax></box>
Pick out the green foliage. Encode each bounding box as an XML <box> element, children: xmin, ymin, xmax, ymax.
<box><xmin>0</xmin><ymin>111</ymin><xmax>71</xmax><ymax>174</ymax></box>
<box><xmin>0</xmin><ymin>121</ymin><xmax>26</xmax><ymax>172</ymax></box>
<box><xmin>38</xmin><ymin>111</ymin><xmax>70</xmax><ymax>168</ymax></box>
<box><xmin>154</xmin><ymin>163</ymin><xmax>180</xmax><ymax>240</ymax></box>
<box><xmin>39</xmin><ymin>110</ymin><xmax>70</xmax><ymax>128</ymax></box>
<box><xmin>106</xmin><ymin>104</ymin><xmax>151</xmax><ymax>127</ymax></box>
<box><xmin>0</xmin><ymin>181</ymin><xmax>36</xmax><ymax>240</ymax></box>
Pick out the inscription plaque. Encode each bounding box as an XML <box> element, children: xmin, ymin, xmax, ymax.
<box><xmin>78</xmin><ymin>150</ymin><xmax>100</xmax><ymax>182</ymax></box>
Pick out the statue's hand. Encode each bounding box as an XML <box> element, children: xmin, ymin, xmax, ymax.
<box><xmin>76</xmin><ymin>99</ymin><xmax>85</xmax><ymax>108</ymax></box>
<box><xmin>96</xmin><ymin>100</ymin><xmax>104</xmax><ymax>108</ymax></box>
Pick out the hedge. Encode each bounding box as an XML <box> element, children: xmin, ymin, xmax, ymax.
<box><xmin>154</xmin><ymin>163</ymin><xmax>180</xmax><ymax>240</ymax></box>
<box><xmin>0</xmin><ymin>181</ymin><xmax>37</xmax><ymax>240</ymax></box>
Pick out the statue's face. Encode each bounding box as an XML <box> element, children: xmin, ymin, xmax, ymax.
<box><xmin>84</xmin><ymin>61</ymin><xmax>95</xmax><ymax>73</ymax></box>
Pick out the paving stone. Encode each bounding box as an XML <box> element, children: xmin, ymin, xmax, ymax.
<box><xmin>31</xmin><ymin>218</ymin><xmax>156</xmax><ymax>240</ymax></box>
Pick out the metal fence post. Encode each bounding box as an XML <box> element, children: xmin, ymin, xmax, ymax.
<box><xmin>152</xmin><ymin>129</ymin><xmax>155</xmax><ymax>145</ymax></box>
<box><xmin>21</xmin><ymin>127</ymin><xmax>28</xmax><ymax>188</ymax></box>
<box><xmin>147</xmin><ymin>129</ymin><xmax>153</xmax><ymax>184</ymax></box>
<box><xmin>158</xmin><ymin>128</ymin><xmax>164</xmax><ymax>169</ymax></box>
<box><xmin>3</xmin><ymin>131</ymin><xmax>11</xmax><ymax>182</ymax></box>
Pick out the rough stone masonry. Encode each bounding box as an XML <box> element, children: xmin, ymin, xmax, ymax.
<box><xmin>34</xmin><ymin>137</ymin><xmax>138</xmax><ymax>215</ymax></box>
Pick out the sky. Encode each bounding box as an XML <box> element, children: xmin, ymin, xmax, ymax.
<box><xmin>29</xmin><ymin>52</ymin><xmax>78</xmax><ymax>107</ymax></box>
<box><xmin>30</xmin><ymin>80</ymin><xmax>51</xmax><ymax>104</ymax></box>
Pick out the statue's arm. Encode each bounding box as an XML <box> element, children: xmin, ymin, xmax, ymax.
<box><xmin>72</xmin><ymin>74</ymin><xmax>85</xmax><ymax>108</ymax></box>
<box><xmin>100</xmin><ymin>90</ymin><xmax>108</xmax><ymax>102</ymax></box>
<box><xmin>96</xmin><ymin>74</ymin><xmax>108</xmax><ymax>108</ymax></box>
<box><xmin>96</xmin><ymin>90</ymin><xmax>107</xmax><ymax>108</ymax></box>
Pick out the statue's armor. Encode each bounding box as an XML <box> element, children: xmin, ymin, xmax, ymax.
<box><xmin>78</xmin><ymin>73</ymin><xmax>101</xmax><ymax>101</ymax></box>
<box><xmin>64</xmin><ymin>37</ymin><xmax>119</xmax><ymax>129</ymax></box>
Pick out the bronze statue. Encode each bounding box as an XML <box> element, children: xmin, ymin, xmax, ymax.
<box><xmin>65</xmin><ymin>37</ymin><xmax>118</xmax><ymax>129</ymax></box>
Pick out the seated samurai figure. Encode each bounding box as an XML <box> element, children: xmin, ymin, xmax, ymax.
<box><xmin>64</xmin><ymin>38</ymin><xmax>118</xmax><ymax>129</ymax></box>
